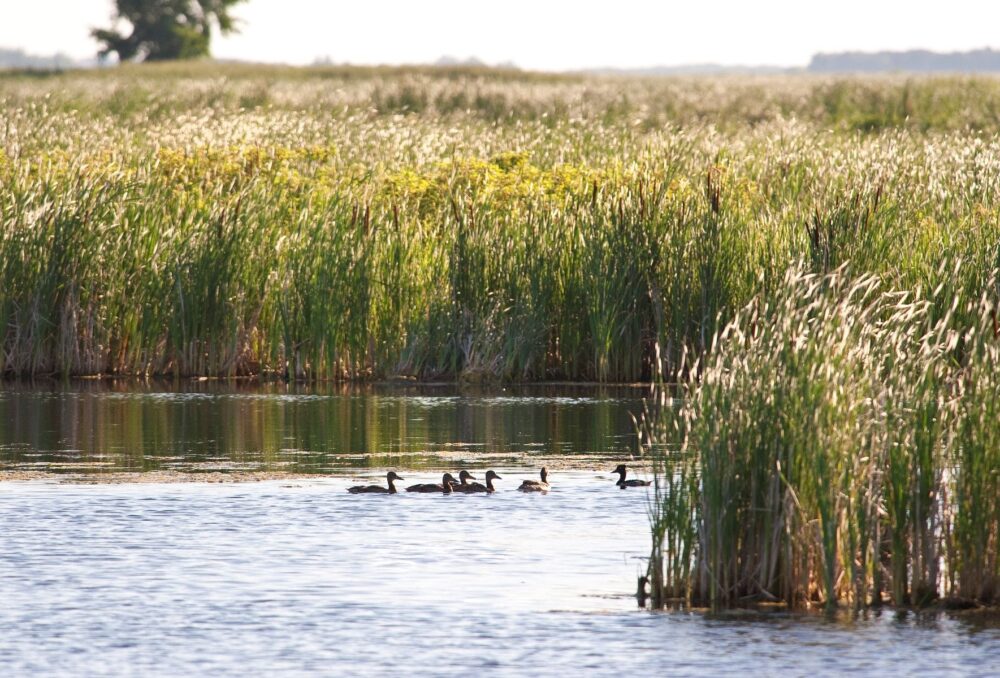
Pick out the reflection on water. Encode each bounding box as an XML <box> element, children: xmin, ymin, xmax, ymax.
<box><xmin>2</xmin><ymin>476</ymin><xmax>997</xmax><ymax>676</ymax></box>
<box><xmin>0</xmin><ymin>381</ymin><xmax>649</xmax><ymax>474</ymax></box>
<box><xmin>2</xmin><ymin>383</ymin><xmax>998</xmax><ymax>675</ymax></box>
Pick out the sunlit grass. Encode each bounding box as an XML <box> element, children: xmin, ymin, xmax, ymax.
<box><xmin>641</xmin><ymin>263</ymin><xmax>999</xmax><ymax>610</ymax></box>
<box><xmin>2</xmin><ymin>63</ymin><xmax>998</xmax><ymax>610</ymax></box>
<box><xmin>1</xmin><ymin>67</ymin><xmax>999</xmax><ymax>383</ymax></box>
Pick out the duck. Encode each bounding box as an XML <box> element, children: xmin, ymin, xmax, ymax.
<box><xmin>455</xmin><ymin>470</ymin><xmax>502</xmax><ymax>493</ymax></box>
<box><xmin>406</xmin><ymin>472</ymin><xmax>457</xmax><ymax>493</ymax></box>
<box><xmin>612</xmin><ymin>464</ymin><xmax>650</xmax><ymax>488</ymax></box>
<box><xmin>347</xmin><ymin>471</ymin><xmax>403</xmax><ymax>494</ymax></box>
<box><xmin>449</xmin><ymin>470</ymin><xmax>477</xmax><ymax>489</ymax></box>
<box><xmin>518</xmin><ymin>467</ymin><xmax>550</xmax><ymax>492</ymax></box>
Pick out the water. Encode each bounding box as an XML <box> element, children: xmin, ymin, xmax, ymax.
<box><xmin>0</xmin><ymin>381</ymin><xmax>646</xmax><ymax>473</ymax></box>
<box><xmin>2</xmin><ymin>384</ymin><xmax>998</xmax><ymax>676</ymax></box>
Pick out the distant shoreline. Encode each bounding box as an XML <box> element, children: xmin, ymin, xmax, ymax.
<box><xmin>5</xmin><ymin>46</ymin><xmax>1000</xmax><ymax>75</ymax></box>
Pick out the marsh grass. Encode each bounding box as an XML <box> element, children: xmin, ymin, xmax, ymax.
<box><xmin>2</xmin><ymin>63</ymin><xmax>998</xmax><ymax>612</ymax></box>
<box><xmin>1</xmin><ymin>68</ymin><xmax>1000</xmax><ymax>383</ymax></box>
<box><xmin>641</xmin><ymin>263</ymin><xmax>1000</xmax><ymax>611</ymax></box>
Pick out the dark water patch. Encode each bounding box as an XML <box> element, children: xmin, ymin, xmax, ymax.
<box><xmin>0</xmin><ymin>381</ymin><xmax>647</xmax><ymax>474</ymax></box>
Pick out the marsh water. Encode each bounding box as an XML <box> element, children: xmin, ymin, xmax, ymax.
<box><xmin>0</xmin><ymin>381</ymin><xmax>644</xmax><ymax>474</ymax></box>
<box><xmin>1</xmin><ymin>382</ymin><xmax>998</xmax><ymax>676</ymax></box>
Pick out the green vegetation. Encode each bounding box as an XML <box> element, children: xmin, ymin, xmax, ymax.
<box><xmin>1</xmin><ymin>63</ymin><xmax>998</xmax><ymax>609</ymax></box>
<box><xmin>0</xmin><ymin>65</ymin><xmax>998</xmax><ymax>384</ymax></box>
<box><xmin>642</xmin><ymin>266</ymin><xmax>999</xmax><ymax>610</ymax></box>
<box><xmin>92</xmin><ymin>0</ymin><xmax>247</xmax><ymax>62</ymax></box>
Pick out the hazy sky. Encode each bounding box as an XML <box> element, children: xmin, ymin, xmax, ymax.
<box><xmin>4</xmin><ymin>0</ymin><xmax>999</xmax><ymax>70</ymax></box>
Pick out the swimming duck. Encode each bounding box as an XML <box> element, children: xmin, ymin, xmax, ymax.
<box><xmin>518</xmin><ymin>467</ymin><xmax>550</xmax><ymax>492</ymax></box>
<box><xmin>448</xmin><ymin>470</ymin><xmax>477</xmax><ymax>488</ymax></box>
<box><xmin>455</xmin><ymin>470</ymin><xmax>502</xmax><ymax>493</ymax></box>
<box><xmin>406</xmin><ymin>472</ymin><xmax>457</xmax><ymax>493</ymax></box>
<box><xmin>347</xmin><ymin>471</ymin><xmax>403</xmax><ymax>494</ymax></box>
<box><xmin>612</xmin><ymin>464</ymin><xmax>650</xmax><ymax>488</ymax></box>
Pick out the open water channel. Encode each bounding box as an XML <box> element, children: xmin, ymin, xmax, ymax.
<box><xmin>1</xmin><ymin>383</ymin><xmax>997</xmax><ymax>676</ymax></box>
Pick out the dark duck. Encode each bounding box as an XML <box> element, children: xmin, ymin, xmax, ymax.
<box><xmin>455</xmin><ymin>470</ymin><xmax>502</xmax><ymax>493</ymax></box>
<box><xmin>449</xmin><ymin>470</ymin><xmax>476</xmax><ymax>489</ymax></box>
<box><xmin>612</xmin><ymin>464</ymin><xmax>650</xmax><ymax>488</ymax></box>
<box><xmin>406</xmin><ymin>472</ymin><xmax>457</xmax><ymax>493</ymax></box>
<box><xmin>347</xmin><ymin>471</ymin><xmax>403</xmax><ymax>494</ymax></box>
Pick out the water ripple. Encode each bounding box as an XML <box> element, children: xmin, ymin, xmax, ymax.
<box><xmin>2</xmin><ymin>474</ymin><xmax>997</xmax><ymax>676</ymax></box>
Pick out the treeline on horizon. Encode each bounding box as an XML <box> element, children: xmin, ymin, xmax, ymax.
<box><xmin>809</xmin><ymin>47</ymin><xmax>1000</xmax><ymax>73</ymax></box>
<box><xmin>9</xmin><ymin>45</ymin><xmax>1000</xmax><ymax>74</ymax></box>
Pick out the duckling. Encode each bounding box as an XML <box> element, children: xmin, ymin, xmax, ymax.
<box><xmin>455</xmin><ymin>470</ymin><xmax>502</xmax><ymax>493</ymax></box>
<box><xmin>612</xmin><ymin>463</ymin><xmax>650</xmax><ymax>488</ymax></box>
<box><xmin>406</xmin><ymin>472</ymin><xmax>457</xmax><ymax>493</ymax></box>
<box><xmin>448</xmin><ymin>470</ymin><xmax>477</xmax><ymax>488</ymax></box>
<box><xmin>518</xmin><ymin>467</ymin><xmax>550</xmax><ymax>492</ymax></box>
<box><xmin>347</xmin><ymin>471</ymin><xmax>403</xmax><ymax>494</ymax></box>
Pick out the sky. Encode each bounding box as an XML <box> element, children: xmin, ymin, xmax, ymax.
<box><xmin>3</xmin><ymin>0</ymin><xmax>1000</xmax><ymax>70</ymax></box>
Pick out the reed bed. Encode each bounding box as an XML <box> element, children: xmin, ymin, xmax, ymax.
<box><xmin>641</xmin><ymin>263</ymin><xmax>1000</xmax><ymax>610</ymax></box>
<box><xmin>1</xmin><ymin>66</ymin><xmax>999</xmax><ymax>382</ymax></box>
<box><xmin>3</xmin><ymin>64</ymin><xmax>999</xmax><ymax>610</ymax></box>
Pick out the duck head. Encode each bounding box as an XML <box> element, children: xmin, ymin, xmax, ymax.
<box><xmin>539</xmin><ymin>467</ymin><xmax>548</xmax><ymax>483</ymax></box>
<box><xmin>458</xmin><ymin>470</ymin><xmax>476</xmax><ymax>483</ymax></box>
<box><xmin>441</xmin><ymin>473</ymin><xmax>456</xmax><ymax>493</ymax></box>
<box><xmin>387</xmin><ymin>471</ymin><xmax>404</xmax><ymax>482</ymax></box>
<box><xmin>485</xmin><ymin>470</ymin><xmax>502</xmax><ymax>481</ymax></box>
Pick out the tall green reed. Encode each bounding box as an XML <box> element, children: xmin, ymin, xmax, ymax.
<box><xmin>642</xmin><ymin>263</ymin><xmax>999</xmax><ymax>610</ymax></box>
<box><xmin>2</xmin><ymin>72</ymin><xmax>1000</xmax><ymax>384</ymax></box>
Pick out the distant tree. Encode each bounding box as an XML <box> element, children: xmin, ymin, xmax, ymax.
<box><xmin>92</xmin><ymin>0</ymin><xmax>246</xmax><ymax>62</ymax></box>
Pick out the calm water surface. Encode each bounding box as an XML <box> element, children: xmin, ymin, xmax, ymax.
<box><xmin>0</xmin><ymin>381</ymin><xmax>646</xmax><ymax>473</ymax></box>
<box><xmin>1</xmin><ymin>384</ymin><xmax>998</xmax><ymax>676</ymax></box>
